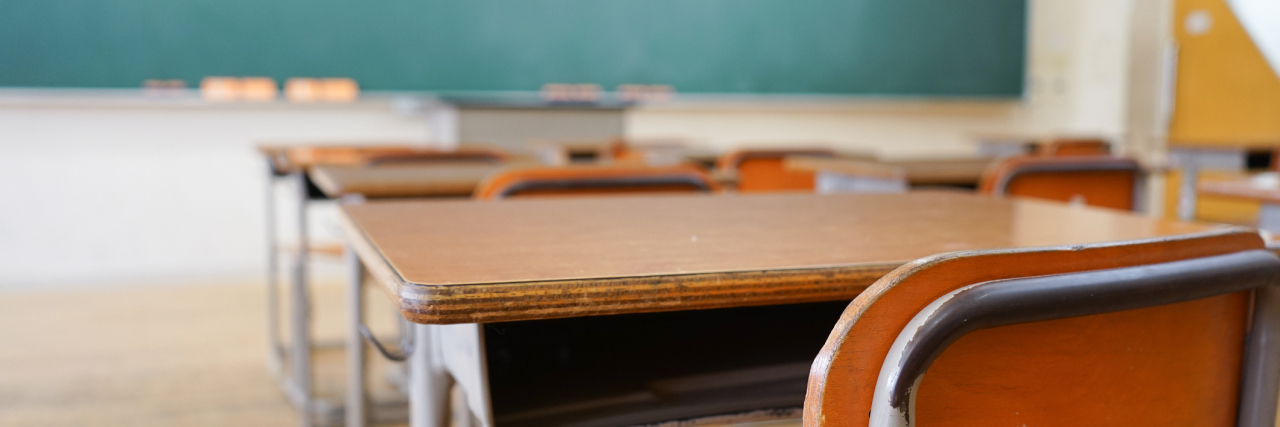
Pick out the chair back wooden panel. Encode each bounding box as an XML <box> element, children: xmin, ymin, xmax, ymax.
<box><xmin>472</xmin><ymin>164</ymin><xmax>717</xmax><ymax>200</ymax></box>
<box><xmin>979</xmin><ymin>156</ymin><xmax>1142</xmax><ymax>210</ymax></box>
<box><xmin>718</xmin><ymin>149</ymin><xmax>835</xmax><ymax>192</ymax></box>
<box><xmin>804</xmin><ymin>230</ymin><xmax>1273</xmax><ymax>427</ymax></box>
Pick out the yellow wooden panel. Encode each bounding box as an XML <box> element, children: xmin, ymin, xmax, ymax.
<box><xmin>1170</xmin><ymin>0</ymin><xmax>1280</xmax><ymax>146</ymax></box>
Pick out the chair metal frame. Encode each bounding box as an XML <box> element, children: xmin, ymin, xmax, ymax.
<box><xmin>867</xmin><ymin>250</ymin><xmax>1280</xmax><ymax>427</ymax></box>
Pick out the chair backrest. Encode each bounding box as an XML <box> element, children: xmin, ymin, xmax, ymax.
<box><xmin>472</xmin><ymin>164</ymin><xmax>717</xmax><ymax>200</ymax></box>
<box><xmin>1038</xmin><ymin>138</ymin><xmax>1111</xmax><ymax>156</ymax></box>
<box><xmin>717</xmin><ymin>149</ymin><xmax>836</xmax><ymax>192</ymax></box>
<box><xmin>803</xmin><ymin>229</ymin><xmax>1280</xmax><ymax>427</ymax></box>
<box><xmin>979</xmin><ymin>155</ymin><xmax>1143</xmax><ymax>210</ymax></box>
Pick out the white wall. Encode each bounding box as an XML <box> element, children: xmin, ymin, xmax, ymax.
<box><xmin>0</xmin><ymin>95</ymin><xmax>430</xmax><ymax>288</ymax></box>
<box><xmin>0</xmin><ymin>0</ymin><xmax>1149</xmax><ymax>289</ymax></box>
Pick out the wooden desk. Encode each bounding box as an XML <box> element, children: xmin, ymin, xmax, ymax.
<box><xmin>881</xmin><ymin>156</ymin><xmax>996</xmax><ymax>186</ymax></box>
<box><xmin>339</xmin><ymin>192</ymin><xmax>1221</xmax><ymax>427</ymax></box>
<box><xmin>783</xmin><ymin>156</ymin><xmax>906</xmax><ymax>193</ymax></box>
<box><xmin>1167</xmin><ymin>142</ymin><xmax>1278</xmax><ymax>220</ymax></box>
<box><xmin>968</xmin><ymin>133</ymin><xmax>1110</xmax><ymax>157</ymax></box>
<box><xmin>259</xmin><ymin>144</ymin><xmax>432</xmax><ymax>174</ymax></box>
<box><xmin>259</xmin><ymin>143</ymin><xmax>495</xmax><ymax>427</ymax></box>
<box><xmin>259</xmin><ymin>144</ymin><xmax>432</xmax><ymax>427</ymax></box>
<box><xmin>968</xmin><ymin>132</ymin><xmax>1040</xmax><ymax>157</ymax></box>
<box><xmin>1199</xmin><ymin>172</ymin><xmax>1280</xmax><ymax>231</ymax></box>
<box><xmin>713</xmin><ymin>155</ymin><xmax>992</xmax><ymax>189</ymax></box>
<box><xmin>311</xmin><ymin>164</ymin><xmax>512</xmax><ymax>199</ymax></box>
<box><xmin>343</xmin><ymin>192</ymin><xmax>1214</xmax><ymax>324</ymax></box>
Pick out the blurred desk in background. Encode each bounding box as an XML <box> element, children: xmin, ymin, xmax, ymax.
<box><xmin>312</xmin><ymin>162</ymin><xmax>538</xmax><ymax>200</ymax></box>
<box><xmin>428</xmin><ymin>95</ymin><xmax>629</xmax><ymax>155</ymax></box>
<box><xmin>882</xmin><ymin>156</ymin><xmax>997</xmax><ymax>187</ymax></box>
<box><xmin>1199</xmin><ymin>172</ymin><xmax>1280</xmax><ymax>231</ymax></box>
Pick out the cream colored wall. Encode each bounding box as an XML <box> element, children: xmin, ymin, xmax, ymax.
<box><xmin>627</xmin><ymin>0</ymin><xmax>1139</xmax><ymax>159</ymax></box>
<box><xmin>0</xmin><ymin>95</ymin><xmax>431</xmax><ymax>288</ymax></box>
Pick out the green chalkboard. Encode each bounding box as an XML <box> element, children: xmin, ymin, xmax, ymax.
<box><xmin>0</xmin><ymin>0</ymin><xmax>1026</xmax><ymax>96</ymax></box>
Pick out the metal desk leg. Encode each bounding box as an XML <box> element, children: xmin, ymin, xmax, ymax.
<box><xmin>1260</xmin><ymin>203</ymin><xmax>1280</xmax><ymax>232</ymax></box>
<box><xmin>437</xmin><ymin>324</ymin><xmax>493</xmax><ymax>426</ymax></box>
<box><xmin>1170</xmin><ymin>147</ymin><xmax>1247</xmax><ymax>221</ymax></box>
<box><xmin>292</xmin><ymin>171</ymin><xmax>314</xmax><ymax>427</ymax></box>
<box><xmin>1177</xmin><ymin>163</ymin><xmax>1199</xmax><ymax>221</ymax></box>
<box><xmin>346</xmin><ymin>249</ymin><xmax>367</xmax><ymax>427</ymax></box>
<box><xmin>266</xmin><ymin>161</ymin><xmax>284</xmax><ymax>376</ymax></box>
<box><xmin>410</xmin><ymin>323</ymin><xmax>452</xmax><ymax>427</ymax></box>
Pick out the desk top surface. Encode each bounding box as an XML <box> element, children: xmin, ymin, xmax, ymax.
<box><xmin>1199</xmin><ymin>173</ymin><xmax>1280</xmax><ymax>203</ymax></box>
<box><xmin>342</xmin><ymin>192</ymin><xmax>1225</xmax><ymax>324</ymax></box>
<box><xmin>258</xmin><ymin>144</ymin><xmax>426</xmax><ymax>173</ymax></box>
<box><xmin>257</xmin><ymin>144</ymin><xmax>509</xmax><ymax>174</ymax></box>
<box><xmin>784</xmin><ymin>156</ymin><xmax>906</xmax><ymax>180</ymax></box>
<box><xmin>880</xmin><ymin>156</ymin><xmax>996</xmax><ymax>185</ymax></box>
<box><xmin>311</xmin><ymin>163</ymin><xmax>518</xmax><ymax>198</ymax></box>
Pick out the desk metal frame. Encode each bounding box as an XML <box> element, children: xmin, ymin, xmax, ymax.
<box><xmin>265</xmin><ymin>160</ymin><xmax>409</xmax><ymax>427</ymax></box>
<box><xmin>1169</xmin><ymin>147</ymin><xmax>1249</xmax><ymax>220</ymax></box>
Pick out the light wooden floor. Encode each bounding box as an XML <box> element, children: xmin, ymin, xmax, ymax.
<box><xmin>0</xmin><ymin>278</ymin><xmax>809</xmax><ymax>427</ymax></box>
<box><xmin>0</xmin><ymin>278</ymin><xmax>406</xmax><ymax>426</ymax></box>
<box><xmin>9</xmin><ymin>273</ymin><xmax>1276</xmax><ymax>426</ymax></box>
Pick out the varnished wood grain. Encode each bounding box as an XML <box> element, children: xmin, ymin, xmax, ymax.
<box><xmin>804</xmin><ymin>229</ymin><xmax>1262</xmax><ymax>427</ymax></box>
<box><xmin>339</xmin><ymin>192</ymin><xmax>1223</xmax><ymax>324</ymax></box>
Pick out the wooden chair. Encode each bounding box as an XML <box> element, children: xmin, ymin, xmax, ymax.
<box><xmin>717</xmin><ymin>148</ymin><xmax>836</xmax><ymax>192</ymax></box>
<box><xmin>1038</xmin><ymin>138</ymin><xmax>1111</xmax><ymax>156</ymax></box>
<box><xmin>804</xmin><ymin>229</ymin><xmax>1280</xmax><ymax>427</ymax></box>
<box><xmin>979</xmin><ymin>155</ymin><xmax>1143</xmax><ymax>210</ymax></box>
<box><xmin>473</xmin><ymin>164</ymin><xmax>717</xmax><ymax>199</ymax></box>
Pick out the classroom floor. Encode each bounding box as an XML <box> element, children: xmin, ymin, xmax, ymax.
<box><xmin>0</xmin><ymin>278</ymin><xmax>805</xmax><ymax>427</ymax></box>
<box><xmin>0</xmin><ymin>278</ymin><xmax>411</xmax><ymax>427</ymax></box>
